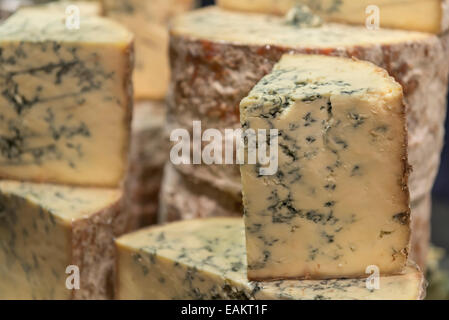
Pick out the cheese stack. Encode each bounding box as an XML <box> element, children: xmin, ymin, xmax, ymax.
<box><xmin>0</xmin><ymin>8</ymin><xmax>134</xmax><ymax>299</ymax></box>
<box><xmin>161</xmin><ymin>6</ymin><xmax>449</xmax><ymax>268</ymax></box>
<box><xmin>240</xmin><ymin>54</ymin><xmax>411</xmax><ymax>280</ymax></box>
<box><xmin>102</xmin><ymin>0</ymin><xmax>195</xmax><ymax>230</ymax></box>
<box><xmin>116</xmin><ymin>218</ymin><xmax>425</xmax><ymax>300</ymax></box>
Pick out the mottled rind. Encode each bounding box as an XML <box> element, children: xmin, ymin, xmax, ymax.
<box><xmin>124</xmin><ymin>100</ymin><xmax>168</xmax><ymax>230</ymax></box>
<box><xmin>158</xmin><ymin>163</ymin><xmax>243</xmax><ymax>223</ymax></box>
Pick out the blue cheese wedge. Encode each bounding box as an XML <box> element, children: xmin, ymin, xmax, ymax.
<box><xmin>217</xmin><ymin>0</ymin><xmax>449</xmax><ymax>34</ymax></box>
<box><xmin>0</xmin><ymin>180</ymin><xmax>125</xmax><ymax>300</ymax></box>
<box><xmin>102</xmin><ymin>0</ymin><xmax>195</xmax><ymax>100</ymax></box>
<box><xmin>240</xmin><ymin>54</ymin><xmax>410</xmax><ymax>280</ymax></box>
<box><xmin>116</xmin><ymin>218</ymin><xmax>425</xmax><ymax>300</ymax></box>
<box><xmin>0</xmin><ymin>10</ymin><xmax>134</xmax><ymax>187</ymax></box>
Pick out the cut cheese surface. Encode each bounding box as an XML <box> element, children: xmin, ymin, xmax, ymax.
<box><xmin>0</xmin><ymin>180</ymin><xmax>123</xmax><ymax>300</ymax></box>
<box><xmin>102</xmin><ymin>0</ymin><xmax>195</xmax><ymax>100</ymax></box>
<box><xmin>0</xmin><ymin>10</ymin><xmax>134</xmax><ymax>187</ymax></box>
<box><xmin>116</xmin><ymin>218</ymin><xmax>424</xmax><ymax>300</ymax></box>
<box><xmin>217</xmin><ymin>0</ymin><xmax>449</xmax><ymax>34</ymax></box>
<box><xmin>171</xmin><ymin>6</ymin><xmax>431</xmax><ymax>48</ymax></box>
<box><xmin>240</xmin><ymin>54</ymin><xmax>410</xmax><ymax>280</ymax></box>
<box><xmin>0</xmin><ymin>180</ymin><xmax>121</xmax><ymax>221</ymax></box>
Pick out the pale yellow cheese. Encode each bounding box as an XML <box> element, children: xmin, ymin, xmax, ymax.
<box><xmin>102</xmin><ymin>0</ymin><xmax>195</xmax><ymax>100</ymax></box>
<box><xmin>217</xmin><ymin>0</ymin><xmax>449</xmax><ymax>34</ymax></box>
<box><xmin>22</xmin><ymin>1</ymin><xmax>102</xmax><ymax>16</ymax></box>
<box><xmin>172</xmin><ymin>7</ymin><xmax>432</xmax><ymax>47</ymax></box>
<box><xmin>240</xmin><ymin>54</ymin><xmax>410</xmax><ymax>280</ymax></box>
<box><xmin>0</xmin><ymin>180</ymin><xmax>124</xmax><ymax>300</ymax></box>
<box><xmin>0</xmin><ymin>10</ymin><xmax>134</xmax><ymax>187</ymax></box>
<box><xmin>116</xmin><ymin>218</ymin><xmax>424</xmax><ymax>300</ymax></box>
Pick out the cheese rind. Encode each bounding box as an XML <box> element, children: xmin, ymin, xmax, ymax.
<box><xmin>158</xmin><ymin>162</ymin><xmax>243</xmax><ymax>223</ymax></box>
<box><xmin>0</xmin><ymin>180</ymin><xmax>125</xmax><ymax>300</ymax></box>
<box><xmin>102</xmin><ymin>0</ymin><xmax>195</xmax><ymax>100</ymax></box>
<box><xmin>124</xmin><ymin>100</ymin><xmax>168</xmax><ymax>230</ymax></box>
<box><xmin>240</xmin><ymin>54</ymin><xmax>410</xmax><ymax>280</ymax></box>
<box><xmin>116</xmin><ymin>218</ymin><xmax>425</xmax><ymax>300</ymax></box>
<box><xmin>0</xmin><ymin>10</ymin><xmax>134</xmax><ymax>187</ymax></box>
<box><xmin>217</xmin><ymin>0</ymin><xmax>449</xmax><ymax>34</ymax></box>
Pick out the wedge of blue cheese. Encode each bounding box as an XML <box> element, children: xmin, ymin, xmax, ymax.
<box><xmin>0</xmin><ymin>180</ymin><xmax>125</xmax><ymax>300</ymax></box>
<box><xmin>116</xmin><ymin>218</ymin><xmax>424</xmax><ymax>300</ymax></box>
<box><xmin>240</xmin><ymin>54</ymin><xmax>410</xmax><ymax>280</ymax></box>
<box><xmin>0</xmin><ymin>9</ymin><xmax>134</xmax><ymax>187</ymax></box>
<box><xmin>217</xmin><ymin>0</ymin><xmax>449</xmax><ymax>34</ymax></box>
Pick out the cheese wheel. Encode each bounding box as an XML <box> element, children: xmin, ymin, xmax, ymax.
<box><xmin>217</xmin><ymin>0</ymin><xmax>449</xmax><ymax>34</ymax></box>
<box><xmin>163</xmin><ymin>8</ymin><xmax>449</xmax><ymax>270</ymax></box>
<box><xmin>102</xmin><ymin>0</ymin><xmax>196</xmax><ymax>100</ymax></box>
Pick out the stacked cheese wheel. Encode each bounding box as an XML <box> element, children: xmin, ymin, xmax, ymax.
<box><xmin>0</xmin><ymin>5</ymin><xmax>133</xmax><ymax>299</ymax></box>
<box><xmin>115</xmin><ymin>49</ymin><xmax>425</xmax><ymax>300</ymax></box>
<box><xmin>102</xmin><ymin>0</ymin><xmax>195</xmax><ymax>230</ymax></box>
<box><xmin>160</xmin><ymin>5</ymin><xmax>449</xmax><ymax>269</ymax></box>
